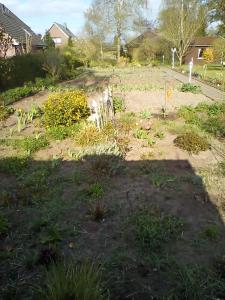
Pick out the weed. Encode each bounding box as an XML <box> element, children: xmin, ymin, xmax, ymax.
<box><xmin>154</xmin><ymin>131</ymin><xmax>165</xmax><ymax>139</ymax></box>
<box><xmin>113</xmin><ymin>96</ymin><xmax>126</xmax><ymax>113</ymax></box>
<box><xmin>131</xmin><ymin>207</ymin><xmax>184</xmax><ymax>253</ymax></box>
<box><xmin>140</xmin><ymin>151</ymin><xmax>155</xmax><ymax>160</ymax></box>
<box><xmin>0</xmin><ymin>213</ymin><xmax>9</xmax><ymax>237</ymax></box>
<box><xmin>181</xmin><ymin>83</ymin><xmax>202</xmax><ymax>94</ymax></box>
<box><xmin>174</xmin><ymin>132</ymin><xmax>210</xmax><ymax>154</ymax></box>
<box><xmin>151</xmin><ymin>174</ymin><xmax>177</xmax><ymax>188</ymax></box>
<box><xmin>139</xmin><ymin>109</ymin><xmax>152</xmax><ymax>119</ymax></box>
<box><xmin>133</xmin><ymin>128</ymin><xmax>149</xmax><ymax>140</ymax></box>
<box><xmin>201</xmin><ymin>225</ymin><xmax>220</xmax><ymax>241</ymax></box>
<box><xmin>147</xmin><ymin>138</ymin><xmax>156</xmax><ymax>146</ymax></box>
<box><xmin>88</xmin><ymin>183</ymin><xmax>104</xmax><ymax>198</ymax></box>
<box><xmin>88</xmin><ymin>200</ymin><xmax>107</xmax><ymax>222</ymax></box>
<box><xmin>40</xmin><ymin>261</ymin><xmax>108</xmax><ymax>300</ymax></box>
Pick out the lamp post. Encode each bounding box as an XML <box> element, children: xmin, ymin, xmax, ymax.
<box><xmin>171</xmin><ymin>48</ymin><xmax>176</xmax><ymax>69</ymax></box>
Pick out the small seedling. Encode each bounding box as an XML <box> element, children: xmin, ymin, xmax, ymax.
<box><xmin>154</xmin><ymin>131</ymin><xmax>165</xmax><ymax>139</ymax></box>
<box><xmin>139</xmin><ymin>109</ymin><xmax>152</xmax><ymax>119</ymax></box>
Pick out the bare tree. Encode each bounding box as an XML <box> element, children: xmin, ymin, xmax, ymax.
<box><xmin>0</xmin><ymin>25</ymin><xmax>13</xmax><ymax>58</ymax></box>
<box><xmin>85</xmin><ymin>0</ymin><xmax>148</xmax><ymax>63</ymax></box>
<box><xmin>159</xmin><ymin>0</ymin><xmax>207</xmax><ymax>65</ymax></box>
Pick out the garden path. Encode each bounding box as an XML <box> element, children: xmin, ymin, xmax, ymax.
<box><xmin>165</xmin><ymin>68</ymin><xmax>225</xmax><ymax>102</ymax></box>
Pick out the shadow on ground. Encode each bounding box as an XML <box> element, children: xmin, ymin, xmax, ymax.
<box><xmin>0</xmin><ymin>155</ymin><xmax>225</xmax><ymax>299</ymax></box>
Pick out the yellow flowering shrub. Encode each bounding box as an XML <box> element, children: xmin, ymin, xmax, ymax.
<box><xmin>43</xmin><ymin>91</ymin><xmax>90</xmax><ymax>127</ymax></box>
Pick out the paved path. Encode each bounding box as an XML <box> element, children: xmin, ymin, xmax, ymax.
<box><xmin>165</xmin><ymin>68</ymin><xmax>225</xmax><ymax>102</ymax></box>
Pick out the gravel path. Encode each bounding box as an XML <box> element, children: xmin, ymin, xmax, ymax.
<box><xmin>165</xmin><ymin>68</ymin><xmax>225</xmax><ymax>101</ymax></box>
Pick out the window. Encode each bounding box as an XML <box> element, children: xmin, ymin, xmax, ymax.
<box><xmin>53</xmin><ymin>37</ymin><xmax>62</xmax><ymax>44</ymax></box>
<box><xmin>197</xmin><ymin>48</ymin><xmax>204</xmax><ymax>59</ymax></box>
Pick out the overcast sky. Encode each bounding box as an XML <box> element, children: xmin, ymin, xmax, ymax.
<box><xmin>2</xmin><ymin>0</ymin><xmax>161</xmax><ymax>35</ymax></box>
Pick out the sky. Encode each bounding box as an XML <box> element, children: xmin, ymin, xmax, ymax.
<box><xmin>1</xmin><ymin>0</ymin><xmax>162</xmax><ymax>35</ymax></box>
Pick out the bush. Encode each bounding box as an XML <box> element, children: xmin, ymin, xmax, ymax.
<box><xmin>181</xmin><ymin>83</ymin><xmax>202</xmax><ymax>94</ymax></box>
<box><xmin>0</xmin><ymin>86</ymin><xmax>37</xmax><ymax>105</ymax></box>
<box><xmin>0</xmin><ymin>105</ymin><xmax>15</xmax><ymax>121</ymax></box>
<box><xmin>43</xmin><ymin>91</ymin><xmax>90</xmax><ymax>127</ymax></box>
<box><xmin>41</xmin><ymin>261</ymin><xmax>107</xmax><ymax>300</ymax></box>
<box><xmin>0</xmin><ymin>54</ymin><xmax>46</xmax><ymax>91</ymax></box>
<box><xmin>174</xmin><ymin>132</ymin><xmax>210</xmax><ymax>154</ymax></box>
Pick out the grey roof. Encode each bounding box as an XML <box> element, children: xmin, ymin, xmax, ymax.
<box><xmin>0</xmin><ymin>3</ymin><xmax>44</xmax><ymax>46</ymax></box>
<box><xmin>53</xmin><ymin>22</ymin><xmax>75</xmax><ymax>38</ymax></box>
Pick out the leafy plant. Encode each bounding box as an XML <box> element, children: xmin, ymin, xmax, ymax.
<box><xmin>88</xmin><ymin>183</ymin><xmax>104</xmax><ymax>198</ymax></box>
<box><xmin>41</xmin><ymin>226</ymin><xmax>62</xmax><ymax>245</ymax></box>
<box><xmin>181</xmin><ymin>83</ymin><xmax>201</xmax><ymax>94</ymax></box>
<box><xmin>133</xmin><ymin>128</ymin><xmax>149</xmax><ymax>140</ymax></box>
<box><xmin>139</xmin><ymin>109</ymin><xmax>152</xmax><ymax>119</ymax></box>
<box><xmin>201</xmin><ymin>225</ymin><xmax>220</xmax><ymax>241</ymax></box>
<box><xmin>43</xmin><ymin>91</ymin><xmax>90</xmax><ymax>127</ymax></box>
<box><xmin>40</xmin><ymin>261</ymin><xmax>108</xmax><ymax>300</ymax></box>
<box><xmin>47</xmin><ymin>126</ymin><xmax>72</xmax><ymax>140</ymax></box>
<box><xmin>20</xmin><ymin>136</ymin><xmax>49</xmax><ymax>154</ymax></box>
<box><xmin>113</xmin><ymin>96</ymin><xmax>125</xmax><ymax>113</ymax></box>
<box><xmin>154</xmin><ymin>131</ymin><xmax>165</xmax><ymax>139</ymax></box>
<box><xmin>174</xmin><ymin>132</ymin><xmax>210</xmax><ymax>154</ymax></box>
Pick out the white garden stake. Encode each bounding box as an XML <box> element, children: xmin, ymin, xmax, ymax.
<box><xmin>189</xmin><ymin>58</ymin><xmax>194</xmax><ymax>83</ymax></box>
<box><xmin>171</xmin><ymin>48</ymin><xmax>176</xmax><ymax>69</ymax></box>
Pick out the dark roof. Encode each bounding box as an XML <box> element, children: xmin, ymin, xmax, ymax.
<box><xmin>52</xmin><ymin>23</ymin><xmax>75</xmax><ymax>38</ymax></box>
<box><xmin>0</xmin><ymin>3</ymin><xmax>44</xmax><ymax>46</ymax></box>
<box><xmin>126</xmin><ymin>30</ymin><xmax>159</xmax><ymax>48</ymax></box>
<box><xmin>190</xmin><ymin>37</ymin><xmax>218</xmax><ymax>47</ymax></box>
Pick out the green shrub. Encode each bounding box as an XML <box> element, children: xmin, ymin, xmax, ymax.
<box><xmin>43</xmin><ymin>91</ymin><xmax>90</xmax><ymax>127</ymax></box>
<box><xmin>0</xmin><ymin>105</ymin><xmax>15</xmax><ymax>121</ymax></box>
<box><xmin>174</xmin><ymin>132</ymin><xmax>210</xmax><ymax>154</ymax></box>
<box><xmin>1</xmin><ymin>86</ymin><xmax>37</xmax><ymax>105</ymax></box>
<box><xmin>181</xmin><ymin>83</ymin><xmax>202</xmax><ymax>94</ymax></box>
<box><xmin>113</xmin><ymin>96</ymin><xmax>125</xmax><ymax>113</ymax></box>
<box><xmin>41</xmin><ymin>261</ymin><xmax>107</xmax><ymax>300</ymax></box>
<box><xmin>0</xmin><ymin>54</ymin><xmax>46</xmax><ymax>92</ymax></box>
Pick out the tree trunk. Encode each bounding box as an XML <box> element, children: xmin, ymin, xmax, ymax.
<box><xmin>100</xmin><ymin>42</ymin><xmax>104</xmax><ymax>60</ymax></box>
<box><xmin>116</xmin><ymin>35</ymin><xmax>121</xmax><ymax>63</ymax></box>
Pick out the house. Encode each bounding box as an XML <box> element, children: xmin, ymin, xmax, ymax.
<box><xmin>184</xmin><ymin>37</ymin><xmax>218</xmax><ymax>65</ymax></box>
<box><xmin>126</xmin><ymin>30</ymin><xmax>161</xmax><ymax>60</ymax></box>
<box><xmin>48</xmin><ymin>23</ymin><xmax>75</xmax><ymax>47</ymax></box>
<box><xmin>0</xmin><ymin>3</ymin><xmax>45</xmax><ymax>58</ymax></box>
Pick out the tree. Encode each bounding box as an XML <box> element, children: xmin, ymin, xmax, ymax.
<box><xmin>85</xmin><ymin>0</ymin><xmax>148</xmax><ymax>63</ymax></box>
<box><xmin>159</xmin><ymin>0</ymin><xmax>207</xmax><ymax>65</ymax></box>
<box><xmin>207</xmin><ymin>0</ymin><xmax>225</xmax><ymax>35</ymax></box>
<box><xmin>0</xmin><ymin>25</ymin><xmax>13</xmax><ymax>58</ymax></box>
<box><xmin>84</xmin><ymin>0</ymin><xmax>109</xmax><ymax>60</ymax></box>
<box><xmin>214</xmin><ymin>37</ymin><xmax>225</xmax><ymax>65</ymax></box>
<box><xmin>43</xmin><ymin>31</ymin><xmax>55</xmax><ymax>48</ymax></box>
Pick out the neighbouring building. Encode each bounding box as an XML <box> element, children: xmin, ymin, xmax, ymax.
<box><xmin>0</xmin><ymin>3</ymin><xmax>45</xmax><ymax>58</ymax></box>
<box><xmin>184</xmin><ymin>37</ymin><xmax>218</xmax><ymax>65</ymax></box>
<box><xmin>48</xmin><ymin>23</ymin><xmax>75</xmax><ymax>48</ymax></box>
